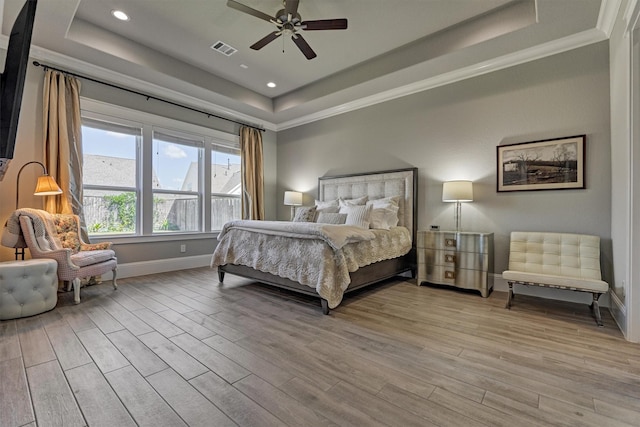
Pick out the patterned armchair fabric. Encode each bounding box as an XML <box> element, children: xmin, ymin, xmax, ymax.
<box><xmin>15</xmin><ymin>209</ymin><xmax>118</xmax><ymax>304</ymax></box>
<box><xmin>52</xmin><ymin>214</ymin><xmax>111</xmax><ymax>253</ymax></box>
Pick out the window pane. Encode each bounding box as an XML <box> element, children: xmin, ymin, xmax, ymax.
<box><xmin>153</xmin><ymin>133</ymin><xmax>201</xmax><ymax>191</ymax></box>
<box><xmin>153</xmin><ymin>193</ymin><xmax>199</xmax><ymax>232</ymax></box>
<box><xmin>84</xmin><ymin>190</ymin><xmax>136</xmax><ymax>235</ymax></box>
<box><xmin>82</xmin><ymin>123</ymin><xmax>139</xmax><ymax>187</ymax></box>
<box><xmin>211</xmin><ymin>195</ymin><xmax>241</xmax><ymax>230</ymax></box>
<box><xmin>211</xmin><ymin>147</ymin><xmax>241</xmax><ymax>194</ymax></box>
<box><xmin>211</xmin><ymin>146</ymin><xmax>241</xmax><ymax>230</ymax></box>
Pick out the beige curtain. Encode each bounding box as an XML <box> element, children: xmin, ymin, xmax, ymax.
<box><xmin>239</xmin><ymin>126</ymin><xmax>264</xmax><ymax>220</ymax></box>
<box><xmin>43</xmin><ymin>70</ymin><xmax>85</xmax><ymax>232</ymax></box>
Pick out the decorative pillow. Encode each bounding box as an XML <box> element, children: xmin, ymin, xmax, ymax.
<box><xmin>369</xmin><ymin>204</ymin><xmax>400</xmax><ymax>230</ymax></box>
<box><xmin>293</xmin><ymin>205</ymin><xmax>317</xmax><ymax>222</ymax></box>
<box><xmin>53</xmin><ymin>214</ymin><xmax>81</xmax><ymax>253</ymax></box>
<box><xmin>316</xmin><ymin>212</ymin><xmax>348</xmax><ymax>224</ymax></box>
<box><xmin>339</xmin><ymin>195</ymin><xmax>368</xmax><ymax>208</ymax></box>
<box><xmin>342</xmin><ymin>204</ymin><xmax>373</xmax><ymax>229</ymax></box>
<box><xmin>367</xmin><ymin>195</ymin><xmax>401</xmax><ymax>207</ymax></box>
<box><xmin>315</xmin><ymin>199</ymin><xmax>340</xmax><ymax>213</ymax></box>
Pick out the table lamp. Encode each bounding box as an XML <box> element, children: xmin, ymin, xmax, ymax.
<box><xmin>442</xmin><ymin>180</ymin><xmax>473</xmax><ymax>232</ymax></box>
<box><xmin>284</xmin><ymin>191</ymin><xmax>302</xmax><ymax>220</ymax></box>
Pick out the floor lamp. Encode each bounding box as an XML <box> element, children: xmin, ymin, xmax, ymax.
<box><xmin>12</xmin><ymin>161</ymin><xmax>63</xmax><ymax>259</ymax></box>
<box><xmin>442</xmin><ymin>180</ymin><xmax>473</xmax><ymax>232</ymax></box>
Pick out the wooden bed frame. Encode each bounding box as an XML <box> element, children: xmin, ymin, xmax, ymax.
<box><xmin>217</xmin><ymin>167</ymin><xmax>418</xmax><ymax>314</ymax></box>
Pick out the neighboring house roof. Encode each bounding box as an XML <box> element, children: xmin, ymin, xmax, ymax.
<box><xmin>219</xmin><ymin>171</ymin><xmax>241</xmax><ymax>194</ymax></box>
<box><xmin>83</xmin><ymin>154</ymin><xmax>160</xmax><ymax>188</ymax></box>
<box><xmin>183</xmin><ymin>161</ymin><xmax>241</xmax><ymax>194</ymax></box>
<box><xmin>84</xmin><ymin>155</ymin><xmax>240</xmax><ymax>195</ymax></box>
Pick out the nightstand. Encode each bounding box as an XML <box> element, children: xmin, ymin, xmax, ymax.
<box><xmin>417</xmin><ymin>230</ymin><xmax>494</xmax><ymax>297</ymax></box>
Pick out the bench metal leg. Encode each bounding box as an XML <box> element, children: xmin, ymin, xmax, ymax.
<box><xmin>590</xmin><ymin>293</ymin><xmax>604</xmax><ymax>327</ymax></box>
<box><xmin>505</xmin><ymin>282</ymin><xmax>514</xmax><ymax>309</ymax></box>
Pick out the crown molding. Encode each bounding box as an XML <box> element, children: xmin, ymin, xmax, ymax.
<box><xmin>0</xmin><ymin>1</ymin><xmax>617</xmax><ymax>133</ymax></box>
<box><xmin>624</xmin><ymin>0</ymin><xmax>640</xmax><ymax>31</ymax></box>
<box><xmin>598</xmin><ymin>0</ymin><xmax>624</xmax><ymax>37</ymax></box>
<box><xmin>277</xmin><ymin>28</ymin><xmax>607</xmax><ymax>131</ymax></box>
<box><xmin>28</xmin><ymin>45</ymin><xmax>278</xmax><ymax>132</ymax></box>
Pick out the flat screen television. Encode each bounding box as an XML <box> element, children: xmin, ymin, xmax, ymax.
<box><xmin>0</xmin><ymin>0</ymin><xmax>37</xmax><ymax>180</ymax></box>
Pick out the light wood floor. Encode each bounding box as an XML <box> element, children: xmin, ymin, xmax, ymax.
<box><xmin>2</xmin><ymin>268</ymin><xmax>640</xmax><ymax>427</ymax></box>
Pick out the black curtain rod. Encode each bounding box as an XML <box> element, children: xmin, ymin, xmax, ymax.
<box><xmin>32</xmin><ymin>61</ymin><xmax>265</xmax><ymax>132</ymax></box>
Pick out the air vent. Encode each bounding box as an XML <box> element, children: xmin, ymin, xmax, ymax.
<box><xmin>211</xmin><ymin>41</ymin><xmax>237</xmax><ymax>56</ymax></box>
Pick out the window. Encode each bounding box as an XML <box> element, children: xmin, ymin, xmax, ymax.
<box><xmin>80</xmin><ymin>99</ymin><xmax>241</xmax><ymax>238</ymax></box>
<box><xmin>152</xmin><ymin>131</ymin><xmax>202</xmax><ymax>233</ymax></box>
<box><xmin>211</xmin><ymin>144</ymin><xmax>241</xmax><ymax>230</ymax></box>
<box><xmin>82</xmin><ymin>119</ymin><xmax>140</xmax><ymax>235</ymax></box>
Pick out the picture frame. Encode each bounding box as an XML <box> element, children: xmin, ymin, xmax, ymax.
<box><xmin>497</xmin><ymin>135</ymin><xmax>585</xmax><ymax>192</ymax></box>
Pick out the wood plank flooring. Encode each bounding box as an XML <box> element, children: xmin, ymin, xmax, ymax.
<box><xmin>2</xmin><ymin>267</ymin><xmax>640</xmax><ymax>426</ymax></box>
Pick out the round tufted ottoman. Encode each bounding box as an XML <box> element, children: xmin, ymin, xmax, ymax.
<box><xmin>0</xmin><ymin>259</ymin><xmax>58</xmax><ymax>320</ymax></box>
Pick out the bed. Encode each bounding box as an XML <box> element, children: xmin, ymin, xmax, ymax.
<box><xmin>211</xmin><ymin>167</ymin><xmax>418</xmax><ymax>314</ymax></box>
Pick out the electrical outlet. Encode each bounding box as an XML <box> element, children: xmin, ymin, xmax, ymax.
<box><xmin>180</xmin><ymin>244</ymin><xmax>186</xmax><ymax>253</ymax></box>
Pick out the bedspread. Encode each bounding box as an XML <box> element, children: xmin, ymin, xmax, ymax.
<box><xmin>211</xmin><ymin>221</ymin><xmax>411</xmax><ymax>308</ymax></box>
<box><xmin>216</xmin><ymin>220</ymin><xmax>376</xmax><ymax>250</ymax></box>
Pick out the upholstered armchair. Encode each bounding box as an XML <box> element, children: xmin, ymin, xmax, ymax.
<box><xmin>9</xmin><ymin>209</ymin><xmax>118</xmax><ymax>303</ymax></box>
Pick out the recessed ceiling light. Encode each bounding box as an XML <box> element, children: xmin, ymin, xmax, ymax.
<box><xmin>111</xmin><ymin>10</ymin><xmax>130</xmax><ymax>21</ymax></box>
<box><xmin>240</xmin><ymin>64</ymin><xmax>248</xmax><ymax>69</ymax></box>
<box><xmin>267</xmin><ymin>82</ymin><xmax>276</xmax><ymax>88</ymax></box>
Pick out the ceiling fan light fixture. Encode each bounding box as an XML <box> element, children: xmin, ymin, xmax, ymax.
<box><xmin>227</xmin><ymin>0</ymin><xmax>347</xmax><ymax>60</ymax></box>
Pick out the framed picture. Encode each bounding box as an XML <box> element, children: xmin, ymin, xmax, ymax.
<box><xmin>497</xmin><ymin>135</ymin><xmax>585</xmax><ymax>192</ymax></box>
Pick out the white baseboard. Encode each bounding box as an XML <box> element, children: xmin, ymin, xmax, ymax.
<box><xmin>101</xmin><ymin>255</ymin><xmax>212</xmax><ymax>280</ymax></box>
<box><xmin>492</xmin><ymin>274</ymin><xmax>611</xmax><ymax>308</ymax></box>
<box><xmin>101</xmin><ymin>265</ymin><xmax>614</xmax><ymax>310</ymax></box>
<box><xmin>609</xmin><ymin>290</ymin><xmax>627</xmax><ymax>336</ymax></box>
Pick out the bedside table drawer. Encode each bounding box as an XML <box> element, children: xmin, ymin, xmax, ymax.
<box><xmin>417</xmin><ymin>232</ymin><xmax>490</xmax><ymax>254</ymax></box>
<box><xmin>419</xmin><ymin>265</ymin><xmax>491</xmax><ymax>290</ymax></box>
<box><xmin>420</xmin><ymin>249</ymin><xmax>488</xmax><ymax>271</ymax></box>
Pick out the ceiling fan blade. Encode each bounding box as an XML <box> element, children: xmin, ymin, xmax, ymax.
<box><xmin>292</xmin><ymin>34</ymin><xmax>317</xmax><ymax>60</ymax></box>
<box><xmin>250</xmin><ymin>31</ymin><xmax>280</xmax><ymax>50</ymax></box>
<box><xmin>227</xmin><ymin>0</ymin><xmax>274</xmax><ymax>23</ymax></box>
<box><xmin>302</xmin><ymin>19</ymin><xmax>348</xmax><ymax>30</ymax></box>
<box><xmin>284</xmin><ymin>0</ymin><xmax>299</xmax><ymax>17</ymax></box>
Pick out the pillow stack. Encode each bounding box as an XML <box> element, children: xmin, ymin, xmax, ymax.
<box><xmin>293</xmin><ymin>196</ymin><xmax>401</xmax><ymax>230</ymax></box>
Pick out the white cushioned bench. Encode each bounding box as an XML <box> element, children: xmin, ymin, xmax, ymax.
<box><xmin>0</xmin><ymin>259</ymin><xmax>58</xmax><ymax>320</ymax></box>
<box><xmin>502</xmin><ymin>231</ymin><xmax>609</xmax><ymax>326</ymax></box>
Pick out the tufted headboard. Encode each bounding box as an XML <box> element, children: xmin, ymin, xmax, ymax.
<box><xmin>318</xmin><ymin>168</ymin><xmax>418</xmax><ymax>243</ymax></box>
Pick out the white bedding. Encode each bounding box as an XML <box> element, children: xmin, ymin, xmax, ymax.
<box><xmin>211</xmin><ymin>220</ymin><xmax>412</xmax><ymax>308</ymax></box>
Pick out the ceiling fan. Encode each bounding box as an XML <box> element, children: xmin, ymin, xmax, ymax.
<box><xmin>227</xmin><ymin>0</ymin><xmax>348</xmax><ymax>60</ymax></box>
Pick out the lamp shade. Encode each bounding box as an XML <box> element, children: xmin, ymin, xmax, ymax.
<box><xmin>34</xmin><ymin>175</ymin><xmax>63</xmax><ymax>196</ymax></box>
<box><xmin>284</xmin><ymin>191</ymin><xmax>303</xmax><ymax>206</ymax></box>
<box><xmin>442</xmin><ymin>180</ymin><xmax>473</xmax><ymax>202</ymax></box>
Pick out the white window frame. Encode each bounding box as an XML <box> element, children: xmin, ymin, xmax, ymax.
<box><xmin>80</xmin><ymin>98</ymin><xmax>239</xmax><ymax>242</ymax></box>
<box><xmin>151</xmin><ymin>128</ymin><xmax>204</xmax><ymax>234</ymax></box>
<box><xmin>210</xmin><ymin>142</ymin><xmax>242</xmax><ymax>231</ymax></box>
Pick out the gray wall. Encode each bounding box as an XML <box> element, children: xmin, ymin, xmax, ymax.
<box><xmin>0</xmin><ymin>42</ymin><xmax>612</xmax><ymax>287</ymax></box>
<box><xmin>0</xmin><ymin>63</ymin><xmax>44</xmax><ymax>261</ymax></box>
<box><xmin>277</xmin><ymin>42</ymin><xmax>612</xmax><ymax>281</ymax></box>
